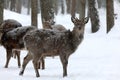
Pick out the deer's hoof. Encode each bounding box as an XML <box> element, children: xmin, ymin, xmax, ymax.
<box><xmin>19</xmin><ymin>71</ymin><xmax>23</xmax><ymax>76</ymax></box>
<box><xmin>4</xmin><ymin>65</ymin><xmax>8</xmax><ymax>68</ymax></box>
<box><xmin>36</xmin><ymin>74</ymin><xmax>40</xmax><ymax>77</ymax></box>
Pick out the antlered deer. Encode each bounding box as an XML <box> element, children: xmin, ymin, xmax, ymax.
<box><xmin>19</xmin><ymin>17</ymin><xmax>88</xmax><ymax>77</ymax></box>
<box><xmin>0</xmin><ymin>19</ymin><xmax>22</xmax><ymax>68</ymax></box>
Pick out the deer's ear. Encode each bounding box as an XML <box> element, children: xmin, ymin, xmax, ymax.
<box><xmin>71</xmin><ymin>17</ymin><xmax>76</xmax><ymax>23</ymax></box>
<box><xmin>84</xmin><ymin>17</ymin><xmax>89</xmax><ymax>24</ymax></box>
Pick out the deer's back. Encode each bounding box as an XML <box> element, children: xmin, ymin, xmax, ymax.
<box><xmin>1</xmin><ymin>26</ymin><xmax>36</xmax><ymax>49</ymax></box>
<box><xmin>24</xmin><ymin>29</ymin><xmax>72</xmax><ymax>56</ymax></box>
<box><xmin>52</xmin><ymin>24</ymin><xmax>67</xmax><ymax>31</ymax></box>
<box><xmin>1</xmin><ymin>19</ymin><xmax>22</xmax><ymax>33</ymax></box>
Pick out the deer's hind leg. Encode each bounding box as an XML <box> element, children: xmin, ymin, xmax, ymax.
<box><xmin>19</xmin><ymin>52</ymin><xmax>32</xmax><ymax>76</ymax></box>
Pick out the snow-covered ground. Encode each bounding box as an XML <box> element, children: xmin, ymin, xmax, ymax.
<box><xmin>0</xmin><ymin>1</ymin><xmax>120</xmax><ymax>80</ymax></box>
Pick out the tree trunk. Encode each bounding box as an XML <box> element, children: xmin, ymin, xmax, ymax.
<box><xmin>27</xmin><ymin>0</ymin><xmax>31</xmax><ymax>15</ymax></box>
<box><xmin>61</xmin><ymin>0</ymin><xmax>65</xmax><ymax>14</ymax></box>
<box><xmin>79</xmin><ymin>0</ymin><xmax>86</xmax><ymax>19</ymax></box>
<box><xmin>66</xmin><ymin>0</ymin><xmax>71</xmax><ymax>14</ymax></box>
<box><xmin>31</xmin><ymin>0</ymin><xmax>38</xmax><ymax>27</ymax></box>
<box><xmin>10</xmin><ymin>0</ymin><xmax>16</xmax><ymax>11</ymax></box>
<box><xmin>54</xmin><ymin>0</ymin><xmax>59</xmax><ymax>15</ymax></box>
<box><xmin>0</xmin><ymin>0</ymin><xmax>4</xmax><ymax>44</ymax></box>
<box><xmin>88</xmin><ymin>0</ymin><xmax>100</xmax><ymax>33</ymax></box>
<box><xmin>0</xmin><ymin>0</ymin><xmax>4</xmax><ymax>24</ymax></box>
<box><xmin>97</xmin><ymin>0</ymin><xmax>102</xmax><ymax>8</ymax></box>
<box><xmin>40</xmin><ymin>0</ymin><xmax>55</xmax><ymax>28</ymax></box>
<box><xmin>106</xmin><ymin>0</ymin><xmax>114</xmax><ymax>33</ymax></box>
<box><xmin>71</xmin><ymin>0</ymin><xmax>76</xmax><ymax>17</ymax></box>
<box><xmin>16</xmin><ymin>0</ymin><xmax>22</xmax><ymax>13</ymax></box>
<box><xmin>4</xmin><ymin>0</ymin><xmax>9</xmax><ymax>9</ymax></box>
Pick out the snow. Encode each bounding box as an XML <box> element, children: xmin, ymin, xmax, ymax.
<box><xmin>0</xmin><ymin>1</ymin><xmax>120</xmax><ymax>80</ymax></box>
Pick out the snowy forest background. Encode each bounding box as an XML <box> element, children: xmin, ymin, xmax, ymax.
<box><xmin>0</xmin><ymin>0</ymin><xmax>120</xmax><ymax>80</ymax></box>
<box><xmin>0</xmin><ymin>0</ymin><xmax>118</xmax><ymax>33</ymax></box>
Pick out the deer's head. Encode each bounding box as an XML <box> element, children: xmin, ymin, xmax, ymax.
<box><xmin>43</xmin><ymin>19</ymin><xmax>55</xmax><ymax>29</ymax></box>
<box><xmin>71</xmin><ymin>17</ymin><xmax>89</xmax><ymax>37</ymax></box>
<box><xmin>43</xmin><ymin>21</ymin><xmax>52</xmax><ymax>29</ymax></box>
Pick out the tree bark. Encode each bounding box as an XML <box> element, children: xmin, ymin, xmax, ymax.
<box><xmin>0</xmin><ymin>0</ymin><xmax>4</xmax><ymax>24</ymax></box>
<box><xmin>54</xmin><ymin>0</ymin><xmax>59</xmax><ymax>15</ymax></box>
<box><xmin>4</xmin><ymin>0</ymin><xmax>9</xmax><ymax>9</ymax></box>
<box><xmin>106</xmin><ymin>0</ymin><xmax>114</xmax><ymax>33</ymax></box>
<box><xmin>79</xmin><ymin>0</ymin><xmax>86</xmax><ymax>19</ymax></box>
<box><xmin>40</xmin><ymin>0</ymin><xmax>55</xmax><ymax>28</ymax></box>
<box><xmin>61</xmin><ymin>0</ymin><xmax>65</xmax><ymax>14</ymax></box>
<box><xmin>27</xmin><ymin>0</ymin><xmax>31</xmax><ymax>15</ymax></box>
<box><xmin>10</xmin><ymin>0</ymin><xmax>16</xmax><ymax>11</ymax></box>
<box><xmin>31</xmin><ymin>0</ymin><xmax>38</xmax><ymax>27</ymax></box>
<box><xmin>0</xmin><ymin>0</ymin><xmax>4</xmax><ymax>44</ymax></box>
<box><xmin>88</xmin><ymin>0</ymin><xmax>100</xmax><ymax>33</ymax></box>
<box><xmin>97</xmin><ymin>0</ymin><xmax>102</xmax><ymax>8</ymax></box>
<box><xmin>16</xmin><ymin>0</ymin><xmax>22</xmax><ymax>13</ymax></box>
<box><xmin>71</xmin><ymin>0</ymin><xmax>76</xmax><ymax>17</ymax></box>
<box><xmin>66</xmin><ymin>0</ymin><xmax>71</xmax><ymax>14</ymax></box>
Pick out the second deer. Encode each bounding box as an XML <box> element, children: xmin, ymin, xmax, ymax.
<box><xmin>0</xmin><ymin>19</ymin><xmax>22</xmax><ymax>68</ymax></box>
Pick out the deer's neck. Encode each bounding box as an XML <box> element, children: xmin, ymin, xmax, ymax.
<box><xmin>71</xmin><ymin>29</ymin><xmax>84</xmax><ymax>52</ymax></box>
